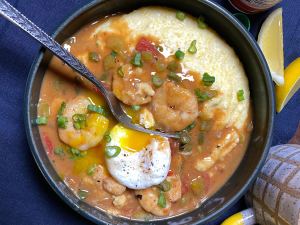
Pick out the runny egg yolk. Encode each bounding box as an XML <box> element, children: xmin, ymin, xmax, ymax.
<box><xmin>113</xmin><ymin>124</ymin><xmax>154</xmax><ymax>152</ymax></box>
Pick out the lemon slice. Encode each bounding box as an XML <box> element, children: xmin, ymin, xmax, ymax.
<box><xmin>258</xmin><ymin>8</ymin><xmax>284</xmax><ymax>85</ymax></box>
<box><xmin>276</xmin><ymin>57</ymin><xmax>300</xmax><ymax>112</ymax></box>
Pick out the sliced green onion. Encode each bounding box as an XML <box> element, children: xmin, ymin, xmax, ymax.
<box><xmin>184</xmin><ymin>122</ymin><xmax>196</xmax><ymax>132</ymax></box>
<box><xmin>202</xmin><ymin>72</ymin><xmax>215</xmax><ymax>86</ymax></box>
<box><xmin>105</xmin><ymin>146</ymin><xmax>121</xmax><ymax>158</ymax></box>
<box><xmin>131</xmin><ymin>105</ymin><xmax>141</xmax><ymax>111</ymax></box>
<box><xmin>131</xmin><ymin>52</ymin><xmax>143</xmax><ymax>67</ymax></box>
<box><xmin>103</xmin><ymin>54</ymin><xmax>116</xmax><ymax>71</ymax></box>
<box><xmin>72</xmin><ymin>114</ymin><xmax>87</xmax><ymax>130</ymax></box>
<box><xmin>38</xmin><ymin>102</ymin><xmax>50</xmax><ymax>117</ymax></box>
<box><xmin>152</xmin><ymin>74</ymin><xmax>164</xmax><ymax>87</ymax></box>
<box><xmin>188</xmin><ymin>40</ymin><xmax>197</xmax><ymax>54</ymax></box>
<box><xmin>195</xmin><ymin>89</ymin><xmax>209</xmax><ymax>102</ymax></box>
<box><xmin>54</xmin><ymin>147</ymin><xmax>64</xmax><ymax>156</ymax></box>
<box><xmin>57</xmin><ymin>116</ymin><xmax>68</xmax><ymax>128</ymax></box>
<box><xmin>158</xmin><ymin>180</ymin><xmax>171</xmax><ymax>192</ymax></box>
<box><xmin>180</xmin><ymin>131</ymin><xmax>191</xmax><ymax>144</ymax></box>
<box><xmin>100</xmin><ymin>72</ymin><xmax>108</xmax><ymax>81</ymax></box>
<box><xmin>111</xmin><ymin>50</ymin><xmax>118</xmax><ymax>58</ymax></box>
<box><xmin>69</xmin><ymin>147</ymin><xmax>87</xmax><ymax>159</ymax></box>
<box><xmin>157</xmin><ymin>191</ymin><xmax>166</xmax><ymax>208</ymax></box>
<box><xmin>78</xmin><ymin>189</ymin><xmax>89</xmax><ymax>200</ymax></box>
<box><xmin>167</xmin><ymin>60</ymin><xmax>180</xmax><ymax>72</ymax></box>
<box><xmin>35</xmin><ymin>116</ymin><xmax>48</xmax><ymax>125</ymax></box>
<box><xmin>141</xmin><ymin>51</ymin><xmax>153</xmax><ymax>62</ymax></box>
<box><xmin>190</xmin><ymin>177</ymin><xmax>205</xmax><ymax>196</ymax></box>
<box><xmin>168</xmin><ymin>72</ymin><xmax>181</xmax><ymax>82</ymax></box>
<box><xmin>57</xmin><ymin>102</ymin><xmax>66</xmax><ymax>116</ymax></box>
<box><xmin>88</xmin><ymin>52</ymin><xmax>100</xmax><ymax>62</ymax></box>
<box><xmin>176</xmin><ymin>11</ymin><xmax>186</xmax><ymax>21</ymax></box>
<box><xmin>104</xmin><ymin>133</ymin><xmax>111</xmax><ymax>143</ymax></box>
<box><xmin>199</xmin><ymin>120</ymin><xmax>211</xmax><ymax>131</ymax></box>
<box><xmin>155</xmin><ymin>61</ymin><xmax>166</xmax><ymax>72</ymax></box>
<box><xmin>175</xmin><ymin>49</ymin><xmax>185</xmax><ymax>60</ymax></box>
<box><xmin>87</xmin><ymin>104</ymin><xmax>107</xmax><ymax>116</ymax></box>
<box><xmin>197</xmin><ymin>16</ymin><xmax>207</xmax><ymax>29</ymax></box>
<box><xmin>198</xmin><ymin>132</ymin><xmax>205</xmax><ymax>145</ymax></box>
<box><xmin>237</xmin><ymin>89</ymin><xmax>245</xmax><ymax>102</ymax></box>
<box><xmin>117</xmin><ymin>66</ymin><xmax>124</xmax><ymax>78</ymax></box>
<box><xmin>87</xmin><ymin>164</ymin><xmax>97</xmax><ymax>176</ymax></box>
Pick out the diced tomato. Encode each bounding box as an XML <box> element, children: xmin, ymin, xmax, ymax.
<box><xmin>181</xmin><ymin>181</ymin><xmax>189</xmax><ymax>195</ymax></box>
<box><xmin>42</xmin><ymin>132</ymin><xmax>53</xmax><ymax>155</ymax></box>
<box><xmin>136</xmin><ymin>37</ymin><xmax>161</xmax><ymax>57</ymax></box>
<box><xmin>201</xmin><ymin>172</ymin><xmax>210</xmax><ymax>193</ymax></box>
<box><xmin>167</xmin><ymin>170</ymin><xmax>174</xmax><ymax>177</ymax></box>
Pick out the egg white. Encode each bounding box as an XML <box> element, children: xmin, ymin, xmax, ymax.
<box><xmin>105</xmin><ymin>125</ymin><xmax>171</xmax><ymax>189</ymax></box>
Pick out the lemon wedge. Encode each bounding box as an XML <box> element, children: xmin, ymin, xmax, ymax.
<box><xmin>276</xmin><ymin>57</ymin><xmax>300</xmax><ymax>112</ymax></box>
<box><xmin>258</xmin><ymin>8</ymin><xmax>284</xmax><ymax>85</ymax></box>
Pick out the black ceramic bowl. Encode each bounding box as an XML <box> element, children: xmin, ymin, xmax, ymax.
<box><xmin>25</xmin><ymin>0</ymin><xmax>275</xmax><ymax>224</ymax></box>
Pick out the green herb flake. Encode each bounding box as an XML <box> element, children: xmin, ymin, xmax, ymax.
<box><xmin>88</xmin><ymin>52</ymin><xmax>100</xmax><ymax>62</ymax></box>
<box><xmin>157</xmin><ymin>191</ymin><xmax>166</xmax><ymax>208</ymax></box>
<box><xmin>105</xmin><ymin>146</ymin><xmax>121</xmax><ymax>158</ymax></box>
<box><xmin>72</xmin><ymin>114</ymin><xmax>87</xmax><ymax>130</ymax></box>
<box><xmin>168</xmin><ymin>72</ymin><xmax>182</xmax><ymax>82</ymax></box>
<box><xmin>202</xmin><ymin>72</ymin><xmax>215</xmax><ymax>86</ymax></box>
<box><xmin>188</xmin><ymin>40</ymin><xmax>197</xmax><ymax>54</ymax></box>
<box><xmin>197</xmin><ymin>16</ymin><xmax>207</xmax><ymax>29</ymax></box>
<box><xmin>131</xmin><ymin>52</ymin><xmax>143</xmax><ymax>67</ymax></box>
<box><xmin>237</xmin><ymin>89</ymin><xmax>245</xmax><ymax>102</ymax></box>
<box><xmin>117</xmin><ymin>66</ymin><xmax>124</xmax><ymax>78</ymax></box>
<box><xmin>69</xmin><ymin>147</ymin><xmax>87</xmax><ymax>160</ymax></box>
<box><xmin>87</xmin><ymin>164</ymin><xmax>97</xmax><ymax>176</ymax></box>
<box><xmin>152</xmin><ymin>74</ymin><xmax>164</xmax><ymax>87</ymax></box>
<box><xmin>195</xmin><ymin>89</ymin><xmax>209</xmax><ymax>102</ymax></box>
<box><xmin>54</xmin><ymin>147</ymin><xmax>64</xmax><ymax>156</ymax></box>
<box><xmin>175</xmin><ymin>49</ymin><xmax>185</xmax><ymax>60</ymax></box>
<box><xmin>131</xmin><ymin>105</ymin><xmax>141</xmax><ymax>111</ymax></box>
<box><xmin>176</xmin><ymin>11</ymin><xmax>186</xmax><ymax>21</ymax></box>
<box><xmin>87</xmin><ymin>104</ymin><xmax>107</xmax><ymax>116</ymax></box>
<box><xmin>57</xmin><ymin>102</ymin><xmax>66</xmax><ymax>116</ymax></box>
<box><xmin>104</xmin><ymin>133</ymin><xmax>111</xmax><ymax>143</ymax></box>
<box><xmin>35</xmin><ymin>116</ymin><xmax>48</xmax><ymax>125</ymax></box>
<box><xmin>57</xmin><ymin>116</ymin><xmax>68</xmax><ymax>128</ymax></box>
<box><xmin>158</xmin><ymin>180</ymin><xmax>171</xmax><ymax>192</ymax></box>
<box><xmin>78</xmin><ymin>189</ymin><xmax>89</xmax><ymax>200</ymax></box>
<box><xmin>167</xmin><ymin>60</ymin><xmax>179</xmax><ymax>72</ymax></box>
<box><xmin>111</xmin><ymin>50</ymin><xmax>118</xmax><ymax>58</ymax></box>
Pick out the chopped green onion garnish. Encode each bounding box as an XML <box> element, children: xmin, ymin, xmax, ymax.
<box><xmin>100</xmin><ymin>72</ymin><xmax>108</xmax><ymax>81</ymax></box>
<box><xmin>141</xmin><ymin>51</ymin><xmax>153</xmax><ymax>62</ymax></box>
<box><xmin>199</xmin><ymin>120</ymin><xmax>211</xmax><ymax>131</ymax></box>
<box><xmin>104</xmin><ymin>133</ymin><xmax>111</xmax><ymax>143</ymax></box>
<box><xmin>88</xmin><ymin>52</ymin><xmax>100</xmax><ymax>62</ymax></box>
<box><xmin>184</xmin><ymin>122</ymin><xmax>196</xmax><ymax>131</ymax></box>
<box><xmin>202</xmin><ymin>72</ymin><xmax>215</xmax><ymax>86</ymax></box>
<box><xmin>198</xmin><ymin>132</ymin><xmax>205</xmax><ymax>144</ymax></box>
<box><xmin>176</xmin><ymin>11</ymin><xmax>186</xmax><ymax>21</ymax></box>
<box><xmin>111</xmin><ymin>50</ymin><xmax>118</xmax><ymax>58</ymax></box>
<box><xmin>57</xmin><ymin>116</ymin><xmax>68</xmax><ymax>128</ymax></box>
<box><xmin>168</xmin><ymin>72</ymin><xmax>181</xmax><ymax>82</ymax></box>
<box><xmin>152</xmin><ymin>74</ymin><xmax>164</xmax><ymax>87</ymax></box>
<box><xmin>69</xmin><ymin>147</ymin><xmax>87</xmax><ymax>159</ymax></box>
<box><xmin>188</xmin><ymin>40</ymin><xmax>197</xmax><ymax>54</ymax></box>
<box><xmin>87</xmin><ymin>164</ymin><xmax>97</xmax><ymax>176</ymax></box>
<box><xmin>175</xmin><ymin>49</ymin><xmax>185</xmax><ymax>60</ymax></box>
<box><xmin>190</xmin><ymin>177</ymin><xmax>205</xmax><ymax>196</ymax></box>
<box><xmin>117</xmin><ymin>66</ymin><xmax>124</xmax><ymax>77</ymax></box>
<box><xmin>78</xmin><ymin>189</ymin><xmax>89</xmax><ymax>200</ymax></box>
<box><xmin>72</xmin><ymin>114</ymin><xmax>87</xmax><ymax>130</ymax></box>
<box><xmin>105</xmin><ymin>146</ymin><xmax>121</xmax><ymax>158</ymax></box>
<box><xmin>157</xmin><ymin>191</ymin><xmax>166</xmax><ymax>208</ymax></box>
<box><xmin>180</xmin><ymin>131</ymin><xmax>191</xmax><ymax>144</ymax></box>
<box><xmin>194</xmin><ymin>89</ymin><xmax>210</xmax><ymax>102</ymax></box>
<box><xmin>87</xmin><ymin>104</ymin><xmax>107</xmax><ymax>116</ymax></box>
<box><xmin>57</xmin><ymin>102</ymin><xmax>66</xmax><ymax>116</ymax></box>
<box><xmin>131</xmin><ymin>105</ymin><xmax>141</xmax><ymax>111</ymax></box>
<box><xmin>131</xmin><ymin>52</ymin><xmax>143</xmax><ymax>67</ymax></box>
<box><xmin>197</xmin><ymin>16</ymin><xmax>207</xmax><ymax>29</ymax></box>
<box><xmin>54</xmin><ymin>147</ymin><xmax>64</xmax><ymax>156</ymax></box>
<box><xmin>237</xmin><ymin>89</ymin><xmax>245</xmax><ymax>102</ymax></box>
<box><xmin>167</xmin><ymin>60</ymin><xmax>180</xmax><ymax>72</ymax></box>
<box><xmin>155</xmin><ymin>61</ymin><xmax>166</xmax><ymax>72</ymax></box>
<box><xmin>35</xmin><ymin>116</ymin><xmax>48</xmax><ymax>125</ymax></box>
<box><xmin>158</xmin><ymin>180</ymin><xmax>171</xmax><ymax>192</ymax></box>
<box><xmin>103</xmin><ymin>54</ymin><xmax>116</xmax><ymax>71</ymax></box>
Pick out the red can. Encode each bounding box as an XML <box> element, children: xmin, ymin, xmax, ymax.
<box><xmin>229</xmin><ymin>0</ymin><xmax>282</xmax><ymax>14</ymax></box>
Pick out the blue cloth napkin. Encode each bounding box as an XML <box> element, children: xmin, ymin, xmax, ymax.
<box><xmin>0</xmin><ymin>0</ymin><xmax>299</xmax><ymax>224</ymax></box>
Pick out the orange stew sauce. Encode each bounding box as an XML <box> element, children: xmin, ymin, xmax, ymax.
<box><xmin>38</xmin><ymin>15</ymin><xmax>252</xmax><ymax>220</ymax></box>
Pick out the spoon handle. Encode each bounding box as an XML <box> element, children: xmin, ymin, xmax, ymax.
<box><xmin>0</xmin><ymin>0</ymin><xmax>109</xmax><ymax>96</ymax></box>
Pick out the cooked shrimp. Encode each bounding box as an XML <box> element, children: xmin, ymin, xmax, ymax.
<box><xmin>112</xmin><ymin>64</ymin><xmax>155</xmax><ymax>105</ymax></box>
<box><xmin>151</xmin><ymin>81</ymin><xmax>199</xmax><ymax>131</ymax></box>
<box><xmin>165</xmin><ymin>175</ymin><xmax>182</xmax><ymax>202</ymax></box>
<box><xmin>58</xmin><ymin>97</ymin><xmax>109</xmax><ymax>150</ymax></box>
<box><xmin>103</xmin><ymin>177</ymin><xmax>126</xmax><ymax>196</ymax></box>
<box><xmin>135</xmin><ymin>187</ymin><xmax>171</xmax><ymax>216</ymax></box>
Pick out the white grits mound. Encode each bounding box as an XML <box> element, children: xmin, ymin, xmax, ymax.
<box><xmin>93</xmin><ymin>7</ymin><xmax>250</xmax><ymax>130</ymax></box>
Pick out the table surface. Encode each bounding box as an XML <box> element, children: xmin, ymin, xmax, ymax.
<box><xmin>0</xmin><ymin>0</ymin><xmax>299</xmax><ymax>224</ymax></box>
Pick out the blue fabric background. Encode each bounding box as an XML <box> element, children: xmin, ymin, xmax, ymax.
<box><xmin>0</xmin><ymin>0</ymin><xmax>299</xmax><ymax>224</ymax></box>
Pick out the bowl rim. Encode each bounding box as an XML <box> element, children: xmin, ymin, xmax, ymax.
<box><xmin>24</xmin><ymin>0</ymin><xmax>275</xmax><ymax>224</ymax></box>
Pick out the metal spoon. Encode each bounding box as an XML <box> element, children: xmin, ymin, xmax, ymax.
<box><xmin>0</xmin><ymin>0</ymin><xmax>179</xmax><ymax>138</ymax></box>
